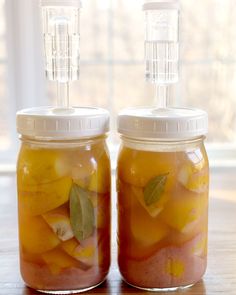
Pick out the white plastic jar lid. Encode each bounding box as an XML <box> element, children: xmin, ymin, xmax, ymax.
<box><xmin>118</xmin><ymin>107</ymin><xmax>208</xmax><ymax>141</ymax></box>
<box><xmin>143</xmin><ymin>0</ymin><xmax>180</xmax><ymax>10</ymax></box>
<box><xmin>17</xmin><ymin>107</ymin><xmax>110</xmax><ymax>140</ymax></box>
<box><xmin>41</xmin><ymin>0</ymin><xmax>81</xmax><ymax>7</ymax></box>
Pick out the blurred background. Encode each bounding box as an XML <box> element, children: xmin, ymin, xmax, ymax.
<box><xmin>0</xmin><ymin>0</ymin><xmax>236</xmax><ymax>166</ymax></box>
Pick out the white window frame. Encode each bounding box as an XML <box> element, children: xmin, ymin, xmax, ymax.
<box><xmin>0</xmin><ymin>0</ymin><xmax>46</xmax><ymax>169</ymax></box>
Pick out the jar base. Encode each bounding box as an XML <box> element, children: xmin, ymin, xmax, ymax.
<box><xmin>124</xmin><ymin>279</ymin><xmax>194</xmax><ymax>292</ymax></box>
<box><xmin>36</xmin><ymin>279</ymin><xmax>106</xmax><ymax>294</ymax></box>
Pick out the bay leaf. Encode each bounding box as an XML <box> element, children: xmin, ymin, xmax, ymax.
<box><xmin>69</xmin><ymin>183</ymin><xmax>95</xmax><ymax>242</ymax></box>
<box><xmin>144</xmin><ymin>174</ymin><xmax>169</xmax><ymax>206</ymax></box>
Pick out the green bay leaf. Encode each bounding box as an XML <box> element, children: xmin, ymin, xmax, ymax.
<box><xmin>69</xmin><ymin>183</ymin><xmax>95</xmax><ymax>242</ymax></box>
<box><xmin>144</xmin><ymin>174</ymin><xmax>169</xmax><ymax>206</ymax></box>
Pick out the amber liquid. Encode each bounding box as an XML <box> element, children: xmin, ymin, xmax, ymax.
<box><xmin>117</xmin><ymin>144</ymin><xmax>209</xmax><ymax>289</ymax></box>
<box><xmin>17</xmin><ymin>140</ymin><xmax>111</xmax><ymax>292</ymax></box>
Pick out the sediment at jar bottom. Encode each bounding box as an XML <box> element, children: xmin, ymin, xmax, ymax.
<box><xmin>20</xmin><ymin>260</ymin><xmax>109</xmax><ymax>291</ymax></box>
<box><xmin>118</xmin><ymin>234</ymin><xmax>207</xmax><ymax>289</ymax></box>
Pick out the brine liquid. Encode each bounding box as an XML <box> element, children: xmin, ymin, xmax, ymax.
<box><xmin>17</xmin><ymin>140</ymin><xmax>111</xmax><ymax>292</ymax></box>
<box><xmin>117</xmin><ymin>145</ymin><xmax>209</xmax><ymax>290</ymax></box>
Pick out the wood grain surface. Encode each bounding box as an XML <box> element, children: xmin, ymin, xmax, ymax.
<box><xmin>0</xmin><ymin>171</ymin><xmax>236</xmax><ymax>295</ymax></box>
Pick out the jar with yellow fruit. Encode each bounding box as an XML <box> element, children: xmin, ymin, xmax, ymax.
<box><xmin>117</xmin><ymin>107</ymin><xmax>209</xmax><ymax>291</ymax></box>
<box><xmin>17</xmin><ymin>107</ymin><xmax>111</xmax><ymax>293</ymax></box>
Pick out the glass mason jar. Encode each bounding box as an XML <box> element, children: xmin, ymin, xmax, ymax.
<box><xmin>117</xmin><ymin>107</ymin><xmax>209</xmax><ymax>291</ymax></box>
<box><xmin>16</xmin><ymin>107</ymin><xmax>111</xmax><ymax>294</ymax></box>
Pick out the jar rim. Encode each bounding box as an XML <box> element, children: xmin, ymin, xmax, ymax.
<box><xmin>19</xmin><ymin>134</ymin><xmax>108</xmax><ymax>148</ymax></box>
<box><xmin>120</xmin><ymin>134</ymin><xmax>205</xmax><ymax>144</ymax></box>
<box><xmin>119</xmin><ymin>135</ymin><xmax>206</xmax><ymax>153</ymax></box>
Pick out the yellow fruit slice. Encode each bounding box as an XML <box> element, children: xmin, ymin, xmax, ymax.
<box><xmin>20</xmin><ymin>246</ymin><xmax>45</xmax><ymax>265</ymax></box>
<box><xmin>18</xmin><ymin>177</ymin><xmax>72</xmax><ymax>216</ymax></box>
<box><xmin>61</xmin><ymin>238</ymin><xmax>78</xmax><ymax>255</ymax></box>
<box><xmin>42</xmin><ymin>248</ymin><xmax>78</xmax><ymax>275</ymax></box>
<box><xmin>17</xmin><ymin>145</ymin><xmax>69</xmax><ymax>186</ymax></box>
<box><xmin>117</xmin><ymin>147</ymin><xmax>176</xmax><ymax>188</ymax></box>
<box><xmin>42</xmin><ymin>205</ymin><xmax>73</xmax><ymax>241</ymax></box>
<box><xmin>130</xmin><ymin>197</ymin><xmax>169</xmax><ymax>247</ymax></box>
<box><xmin>166</xmin><ymin>210</ymin><xmax>208</xmax><ymax>246</ymax></box>
<box><xmin>190</xmin><ymin>232</ymin><xmax>208</xmax><ymax>257</ymax></box>
<box><xmin>88</xmin><ymin>151</ymin><xmax>111</xmax><ymax>194</ymax></box>
<box><xmin>178</xmin><ymin>148</ymin><xmax>209</xmax><ymax>193</ymax></box>
<box><xmin>19</xmin><ymin>216</ymin><xmax>60</xmax><ymax>254</ymax></box>
<box><xmin>178</xmin><ymin>164</ymin><xmax>209</xmax><ymax>193</ymax></box>
<box><xmin>71</xmin><ymin>151</ymin><xmax>97</xmax><ymax>189</ymax></box>
<box><xmin>118</xmin><ymin>180</ymin><xmax>168</xmax><ymax>218</ymax></box>
<box><xmin>160</xmin><ymin>188</ymin><xmax>208</xmax><ymax>232</ymax></box>
<box><xmin>61</xmin><ymin>236</ymin><xmax>97</xmax><ymax>266</ymax></box>
<box><xmin>165</xmin><ymin>258</ymin><xmax>185</xmax><ymax>278</ymax></box>
<box><xmin>131</xmin><ymin>185</ymin><xmax>168</xmax><ymax>218</ymax></box>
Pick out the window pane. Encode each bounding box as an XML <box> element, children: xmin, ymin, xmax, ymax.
<box><xmin>80</xmin><ymin>0</ymin><xmax>110</xmax><ymax>61</ymax></box>
<box><xmin>180</xmin><ymin>63</ymin><xmax>236</xmax><ymax>143</ymax></box>
<box><xmin>47</xmin><ymin>65</ymin><xmax>109</xmax><ymax>108</ymax></box>
<box><xmin>113</xmin><ymin>65</ymin><xmax>152</xmax><ymax>112</ymax></box>
<box><xmin>0</xmin><ymin>1</ymin><xmax>12</xmax><ymax>154</ymax></box>
<box><xmin>180</xmin><ymin>0</ymin><xmax>236</xmax><ymax>143</ymax></box>
<box><xmin>113</xmin><ymin>0</ymin><xmax>143</xmax><ymax>61</ymax></box>
<box><xmin>0</xmin><ymin>64</ymin><xmax>11</xmax><ymax>152</ymax></box>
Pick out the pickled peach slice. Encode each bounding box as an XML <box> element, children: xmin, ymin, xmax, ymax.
<box><xmin>178</xmin><ymin>164</ymin><xmax>209</xmax><ymax>193</ymax></box>
<box><xmin>42</xmin><ymin>248</ymin><xmax>78</xmax><ymax>275</ymax></box>
<box><xmin>18</xmin><ymin>177</ymin><xmax>72</xmax><ymax>216</ymax></box>
<box><xmin>178</xmin><ymin>148</ymin><xmax>209</xmax><ymax>193</ymax></box>
<box><xmin>186</xmin><ymin>149</ymin><xmax>206</xmax><ymax>171</ymax></box>
<box><xmin>88</xmin><ymin>151</ymin><xmax>111</xmax><ymax>194</ymax></box>
<box><xmin>61</xmin><ymin>238</ymin><xmax>78</xmax><ymax>255</ymax></box>
<box><xmin>19</xmin><ymin>216</ymin><xmax>60</xmax><ymax>254</ymax></box>
<box><xmin>166</xmin><ymin>211</ymin><xmax>208</xmax><ymax>246</ymax></box>
<box><xmin>159</xmin><ymin>188</ymin><xmax>208</xmax><ymax>232</ymax></box>
<box><xmin>73</xmin><ymin>171</ymin><xmax>90</xmax><ymax>189</ymax></box>
<box><xmin>189</xmin><ymin>232</ymin><xmax>208</xmax><ymax>257</ymax></box>
<box><xmin>118</xmin><ymin>181</ymin><xmax>167</xmax><ymax>260</ymax></box>
<box><xmin>130</xmin><ymin>195</ymin><xmax>169</xmax><ymax>247</ymax></box>
<box><xmin>165</xmin><ymin>259</ymin><xmax>185</xmax><ymax>278</ymax></box>
<box><xmin>17</xmin><ymin>145</ymin><xmax>69</xmax><ymax>186</ymax></box>
<box><xmin>71</xmin><ymin>151</ymin><xmax>97</xmax><ymax>189</ymax></box>
<box><xmin>117</xmin><ymin>147</ymin><xmax>176</xmax><ymax>189</ymax></box>
<box><xmin>131</xmin><ymin>185</ymin><xmax>168</xmax><ymax>218</ymax></box>
<box><xmin>61</xmin><ymin>236</ymin><xmax>97</xmax><ymax>266</ymax></box>
<box><xmin>42</xmin><ymin>204</ymin><xmax>73</xmax><ymax>241</ymax></box>
<box><xmin>20</xmin><ymin>246</ymin><xmax>45</xmax><ymax>265</ymax></box>
<box><xmin>74</xmin><ymin>240</ymin><xmax>96</xmax><ymax>266</ymax></box>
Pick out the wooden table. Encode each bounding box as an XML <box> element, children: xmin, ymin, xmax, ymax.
<box><xmin>0</xmin><ymin>171</ymin><xmax>236</xmax><ymax>295</ymax></box>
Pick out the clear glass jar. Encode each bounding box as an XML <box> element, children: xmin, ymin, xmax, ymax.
<box><xmin>117</xmin><ymin>107</ymin><xmax>209</xmax><ymax>291</ymax></box>
<box><xmin>17</xmin><ymin>107</ymin><xmax>111</xmax><ymax>294</ymax></box>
